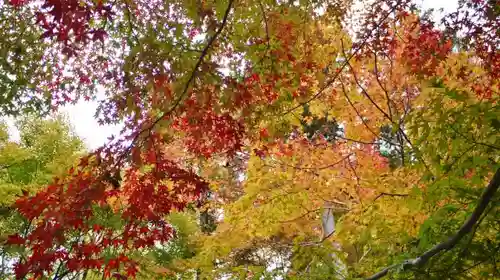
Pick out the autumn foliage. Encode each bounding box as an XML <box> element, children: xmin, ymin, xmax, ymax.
<box><xmin>8</xmin><ymin>132</ymin><xmax>207</xmax><ymax>278</ymax></box>
<box><xmin>1</xmin><ymin>0</ymin><xmax>499</xmax><ymax>279</ymax></box>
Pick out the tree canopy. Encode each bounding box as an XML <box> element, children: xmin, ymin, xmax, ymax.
<box><xmin>0</xmin><ymin>0</ymin><xmax>498</xmax><ymax>279</ymax></box>
<box><xmin>0</xmin><ymin>115</ymin><xmax>85</xmax><ymax>277</ymax></box>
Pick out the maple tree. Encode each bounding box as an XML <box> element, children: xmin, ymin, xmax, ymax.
<box><xmin>0</xmin><ymin>0</ymin><xmax>498</xmax><ymax>279</ymax></box>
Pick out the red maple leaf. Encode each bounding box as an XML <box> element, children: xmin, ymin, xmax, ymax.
<box><xmin>92</xmin><ymin>29</ymin><xmax>107</xmax><ymax>42</ymax></box>
<box><xmin>9</xmin><ymin>0</ymin><xmax>26</xmax><ymax>7</ymax></box>
<box><xmin>6</xmin><ymin>234</ymin><xmax>25</xmax><ymax>245</ymax></box>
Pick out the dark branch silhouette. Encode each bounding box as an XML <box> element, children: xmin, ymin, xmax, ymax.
<box><xmin>366</xmin><ymin>168</ymin><xmax>500</xmax><ymax>280</ymax></box>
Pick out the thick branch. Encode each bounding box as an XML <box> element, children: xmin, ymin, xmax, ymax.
<box><xmin>366</xmin><ymin>168</ymin><xmax>500</xmax><ymax>280</ymax></box>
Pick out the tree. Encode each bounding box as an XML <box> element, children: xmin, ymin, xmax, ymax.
<box><xmin>0</xmin><ymin>115</ymin><xmax>85</xmax><ymax>227</ymax></box>
<box><xmin>0</xmin><ymin>1</ymin><xmax>104</xmax><ymax>117</ymax></box>
<box><xmin>0</xmin><ymin>115</ymin><xmax>85</xmax><ymax>278</ymax></box>
<box><xmin>165</xmin><ymin>2</ymin><xmax>499</xmax><ymax>279</ymax></box>
<box><xmin>0</xmin><ymin>0</ymin><xmax>498</xmax><ymax>279</ymax></box>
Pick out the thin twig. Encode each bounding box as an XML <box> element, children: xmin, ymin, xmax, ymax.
<box><xmin>449</xmin><ymin>124</ymin><xmax>500</xmax><ymax>151</ymax></box>
<box><xmin>276</xmin><ymin>154</ymin><xmax>351</xmax><ymax>171</ymax></box>
<box><xmin>258</xmin><ymin>0</ymin><xmax>271</xmax><ymax>53</ymax></box>
<box><xmin>340</xmin><ymin>40</ymin><xmax>433</xmax><ymax>174</ymax></box>
<box><xmin>338</xmin><ymin>77</ymin><xmax>385</xmax><ymax>143</ymax></box>
<box><xmin>373</xmin><ymin>192</ymin><xmax>409</xmax><ymax>201</ymax></box>
<box><xmin>117</xmin><ymin>0</ymin><xmax>235</xmax><ymax>162</ymax></box>
<box><xmin>280</xmin><ymin>208</ymin><xmax>321</xmax><ymax>223</ymax></box>
<box><xmin>372</xmin><ymin>50</ymin><xmax>392</xmax><ymax>120</ymax></box>
<box><xmin>358</xmin><ymin>246</ymin><xmax>372</xmax><ymax>263</ymax></box>
<box><xmin>279</xmin><ymin>0</ymin><xmax>403</xmax><ymax>116</ymax></box>
<box><xmin>341</xmin><ymin>39</ymin><xmax>392</xmax><ymax>122</ymax></box>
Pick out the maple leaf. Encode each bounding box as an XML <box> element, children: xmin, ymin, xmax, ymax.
<box><xmin>8</xmin><ymin>0</ymin><xmax>26</xmax><ymax>7</ymax></box>
<box><xmin>92</xmin><ymin>29</ymin><xmax>107</xmax><ymax>42</ymax></box>
<box><xmin>6</xmin><ymin>234</ymin><xmax>25</xmax><ymax>245</ymax></box>
<box><xmin>259</xmin><ymin>128</ymin><xmax>269</xmax><ymax>139</ymax></box>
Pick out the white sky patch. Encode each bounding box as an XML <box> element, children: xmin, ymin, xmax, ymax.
<box><xmin>419</xmin><ymin>0</ymin><xmax>458</xmax><ymax>23</ymax></box>
<box><xmin>5</xmin><ymin>118</ymin><xmax>20</xmax><ymax>142</ymax></box>
<box><xmin>3</xmin><ymin>98</ymin><xmax>122</xmax><ymax>151</ymax></box>
<box><xmin>59</xmin><ymin>92</ymin><xmax>123</xmax><ymax>151</ymax></box>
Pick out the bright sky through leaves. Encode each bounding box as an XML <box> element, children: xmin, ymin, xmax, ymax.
<box><xmin>11</xmin><ymin>0</ymin><xmax>457</xmax><ymax>151</ymax></box>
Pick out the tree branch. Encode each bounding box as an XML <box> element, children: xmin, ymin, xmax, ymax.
<box><xmin>366</xmin><ymin>168</ymin><xmax>500</xmax><ymax>280</ymax></box>
<box><xmin>280</xmin><ymin>0</ymin><xmax>403</xmax><ymax>116</ymax></box>
<box><xmin>338</xmin><ymin>77</ymin><xmax>387</xmax><ymax>144</ymax></box>
<box><xmin>372</xmin><ymin>50</ymin><xmax>393</xmax><ymax>119</ymax></box>
<box><xmin>277</xmin><ymin>154</ymin><xmax>352</xmax><ymax>171</ymax></box>
<box><xmin>341</xmin><ymin>39</ymin><xmax>392</xmax><ymax>122</ymax></box>
<box><xmin>116</xmin><ymin>0</ymin><xmax>235</xmax><ymax>163</ymax></box>
<box><xmin>339</xmin><ymin>39</ymin><xmax>431</xmax><ymax>174</ymax></box>
<box><xmin>373</xmin><ymin>192</ymin><xmax>408</xmax><ymax>201</ymax></box>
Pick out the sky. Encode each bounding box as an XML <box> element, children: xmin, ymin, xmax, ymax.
<box><xmin>59</xmin><ymin>94</ymin><xmax>123</xmax><ymax>150</ymax></box>
<box><xmin>7</xmin><ymin>0</ymin><xmax>459</xmax><ymax>151</ymax></box>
